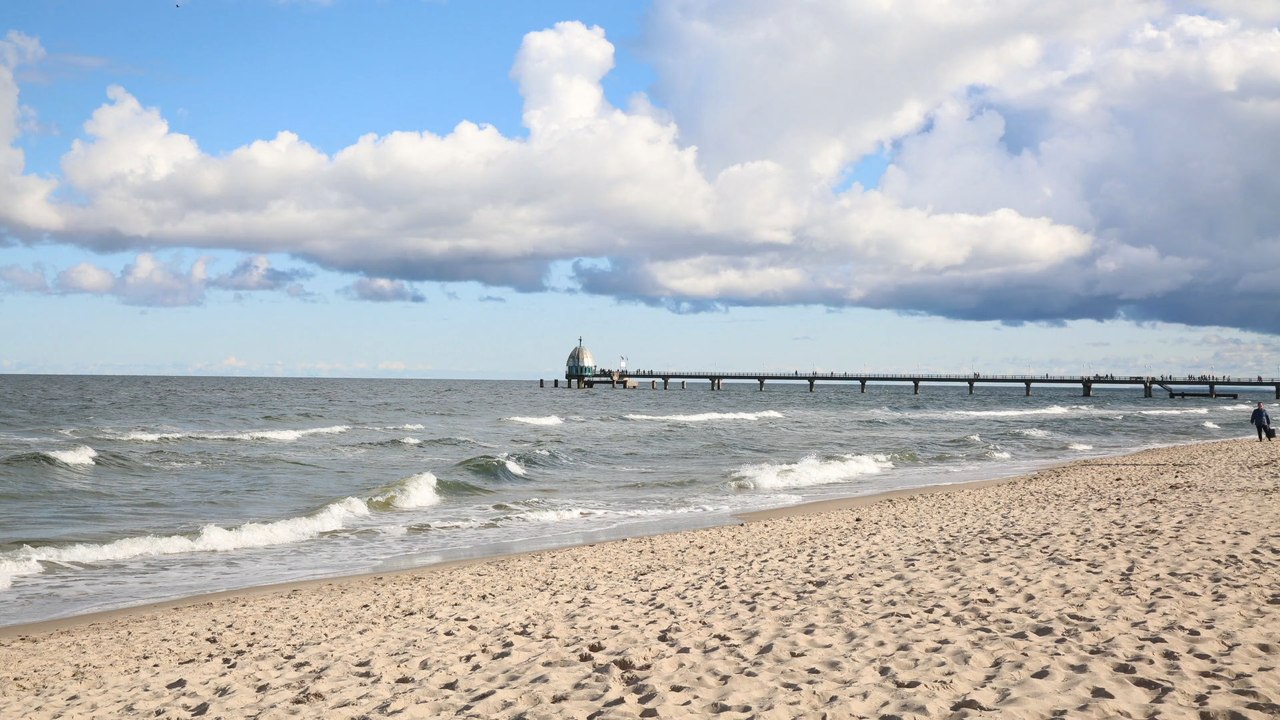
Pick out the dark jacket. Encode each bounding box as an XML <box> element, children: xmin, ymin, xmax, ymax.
<box><xmin>1252</xmin><ymin>408</ymin><xmax>1271</xmax><ymax>427</ymax></box>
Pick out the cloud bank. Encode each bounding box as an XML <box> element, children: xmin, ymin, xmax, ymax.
<box><xmin>1</xmin><ymin>3</ymin><xmax>1278</xmax><ymax>331</ymax></box>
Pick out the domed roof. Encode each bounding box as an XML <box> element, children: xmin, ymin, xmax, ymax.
<box><xmin>567</xmin><ymin>342</ymin><xmax>595</xmax><ymax>368</ymax></box>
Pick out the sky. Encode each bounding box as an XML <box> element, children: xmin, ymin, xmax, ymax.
<box><xmin>1</xmin><ymin>0</ymin><xmax>1279</xmax><ymax>380</ymax></box>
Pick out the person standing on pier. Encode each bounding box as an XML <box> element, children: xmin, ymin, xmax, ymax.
<box><xmin>1251</xmin><ymin>402</ymin><xmax>1272</xmax><ymax>442</ymax></box>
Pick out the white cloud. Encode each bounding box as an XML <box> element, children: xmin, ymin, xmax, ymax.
<box><xmin>0</xmin><ymin>263</ymin><xmax>48</xmax><ymax>292</ymax></box>
<box><xmin>56</xmin><ymin>262</ymin><xmax>116</xmax><ymax>294</ymax></box>
<box><xmin>347</xmin><ymin>277</ymin><xmax>425</xmax><ymax>303</ymax></box>
<box><xmin>1</xmin><ymin>5</ymin><xmax>1278</xmax><ymax>332</ymax></box>
<box><xmin>0</xmin><ymin>31</ymin><xmax>60</xmax><ymax>232</ymax></box>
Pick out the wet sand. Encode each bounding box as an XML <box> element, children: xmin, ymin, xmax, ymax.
<box><xmin>2</xmin><ymin>438</ymin><xmax>1277</xmax><ymax>718</ymax></box>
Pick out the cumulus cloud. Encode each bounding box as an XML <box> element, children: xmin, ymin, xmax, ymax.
<box><xmin>211</xmin><ymin>254</ymin><xmax>310</xmax><ymax>291</ymax></box>
<box><xmin>0</xmin><ymin>31</ymin><xmax>60</xmax><ymax>232</ymax></box>
<box><xmin>47</xmin><ymin>252</ymin><xmax>308</xmax><ymax>306</ymax></box>
<box><xmin>0</xmin><ymin>263</ymin><xmax>49</xmax><ymax>292</ymax></box>
<box><xmin>1</xmin><ymin>4</ymin><xmax>1278</xmax><ymax>332</ymax></box>
<box><xmin>347</xmin><ymin>277</ymin><xmax>425</xmax><ymax>303</ymax></box>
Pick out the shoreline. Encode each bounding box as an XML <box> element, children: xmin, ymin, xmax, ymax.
<box><xmin>0</xmin><ymin>436</ymin><xmax>1240</xmax><ymax>638</ymax></box>
<box><xmin>3</xmin><ymin>437</ymin><xmax>1276</xmax><ymax>718</ymax></box>
<box><xmin>0</xmin><ymin>459</ymin><xmax>1036</xmax><ymax>640</ymax></box>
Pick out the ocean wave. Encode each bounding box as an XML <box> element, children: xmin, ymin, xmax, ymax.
<box><xmin>986</xmin><ymin>450</ymin><xmax>1013</xmax><ymax>460</ymax></box>
<box><xmin>1068</xmin><ymin>443</ymin><xmax>1094</xmax><ymax>450</ymax></box>
<box><xmin>0</xmin><ymin>471</ymin><xmax>448</xmax><ymax>588</ymax></box>
<box><xmin>120</xmin><ymin>426</ymin><xmax>351</xmax><ymax>443</ymax></box>
<box><xmin>1137</xmin><ymin>409</ymin><xmax>1209</xmax><ymax>416</ymax></box>
<box><xmin>1203</xmin><ymin>421</ymin><xmax>1221</xmax><ymax>429</ymax></box>
<box><xmin>954</xmin><ymin>405</ymin><xmax>1079</xmax><ymax>418</ymax></box>
<box><xmin>2</xmin><ymin>446</ymin><xmax>104</xmax><ymax>467</ymax></box>
<box><xmin>368</xmin><ymin>472</ymin><xmax>441</xmax><ymax>510</ymax></box>
<box><xmin>456</xmin><ymin>453</ymin><xmax>531</xmax><ymax>481</ymax></box>
<box><xmin>0</xmin><ymin>497</ymin><xmax>371</xmax><ymax>587</ymax></box>
<box><xmin>1012</xmin><ymin>428</ymin><xmax>1051</xmax><ymax>438</ymax></box>
<box><xmin>504</xmin><ymin>415</ymin><xmax>564</xmax><ymax>426</ymax></box>
<box><xmin>626</xmin><ymin>410</ymin><xmax>784</xmax><ymax>423</ymax></box>
<box><xmin>46</xmin><ymin>446</ymin><xmax>99</xmax><ymax>466</ymax></box>
<box><xmin>728</xmin><ymin>453</ymin><xmax>892</xmax><ymax>490</ymax></box>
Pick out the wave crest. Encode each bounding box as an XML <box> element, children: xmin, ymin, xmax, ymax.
<box><xmin>729</xmin><ymin>454</ymin><xmax>892</xmax><ymax>490</ymax></box>
<box><xmin>627</xmin><ymin>411</ymin><xmax>784</xmax><ymax>423</ymax></box>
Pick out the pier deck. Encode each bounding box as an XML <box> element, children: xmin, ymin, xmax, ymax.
<box><xmin>548</xmin><ymin>371</ymin><xmax>1280</xmax><ymax>398</ymax></box>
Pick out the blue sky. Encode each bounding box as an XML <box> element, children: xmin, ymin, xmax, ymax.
<box><xmin>2</xmin><ymin>1</ymin><xmax>1278</xmax><ymax>379</ymax></box>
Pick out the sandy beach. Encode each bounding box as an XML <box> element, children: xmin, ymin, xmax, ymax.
<box><xmin>2</xmin><ymin>438</ymin><xmax>1277</xmax><ymax>719</ymax></box>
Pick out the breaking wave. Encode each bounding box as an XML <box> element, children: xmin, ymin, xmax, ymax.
<box><xmin>120</xmin><ymin>426</ymin><xmax>351</xmax><ymax>442</ymax></box>
<box><xmin>728</xmin><ymin>454</ymin><xmax>892</xmax><ymax>490</ymax></box>
<box><xmin>504</xmin><ymin>416</ymin><xmax>564</xmax><ymax>426</ymax></box>
<box><xmin>0</xmin><ymin>471</ymin><xmax>444</xmax><ymax>590</ymax></box>
<box><xmin>626</xmin><ymin>410</ymin><xmax>784</xmax><ymax>423</ymax></box>
<box><xmin>1203</xmin><ymin>421</ymin><xmax>1220</xmax><ymax>429</ymax></box>
<box><xmin>954</xmin><ymin>406</ymin><xmax>1079</xmax><ymax>418</ymax></box>
<box><xmin>46</xmin><ymin>446</ymin><xmax>99</xmax><ymax>466</ymax></box>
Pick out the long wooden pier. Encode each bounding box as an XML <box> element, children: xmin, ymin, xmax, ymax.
<box><xmin>544</xmin><ymin>371</ymin><xmax>1280</xmax><ymax>398</ymax></box>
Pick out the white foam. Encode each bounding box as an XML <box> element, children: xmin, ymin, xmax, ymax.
<box><xmin>0</xmin><ymin>557</ymin><xmax>43</xmax><ymax>589</ymax></box>
<box><xmin>1203</xmin><ymin>421</ymin><xmax>1221</xmax><ymax>429</ymax></box>
<box><xmin>45</xmin><ymin>446</ymin><xmax>98</xmax><ymax>466</ymax></box>
<box><xmin>955</xmin><ymin>405</ymin><xmax>1077</xmax><ymax>418</ymax></box>
<box><xmin>987</xmin><ymin>450</ymin><xmax>1013</xmax><ymax>460</ymax></box>
<box><xmin>966</xmin><ymin>434</ymin><xmax>982</xmax><ymax>442</ymax></box>
<box><xmin>121</xmin><ymin>426</ymin><xmax>351</xmax><ymax>442</ymax></box>
<box><xmin>397</xmin><ymin>437</ymin><xmax>422</xmax><ymax>445</ymax></box>
<box><xmin>371</xmin><ymin>472</ymin><xmax>441</xmax><ymax>509</ymax></box>
<box><xmin>0</xmin><ymin>498</ymin><xmax>371</xmax><ymax>576</ymax></box>
<box><xmin>730</xmin><ymin>454</ymin><xmax>892</xmax><ymax>490</ymax></box>
<box><xmin>395</xmin><ymin>424</ymin><xmax>425</xmax><ymax>430</ymax></box>
<box><xmin>1068</xmin><ymin>443</ymin><xmax>1094</xmax><ymax>451</ymax></box>
<box><xmin>505</xmin><ymin>416</ymin><xmax>564</xmax><ymax>426</ymax></box>
<box><xmin>503</xmin><ymin>458</ymin><xmax>528</xmax><ymax>477</ymax></box>
<box><xmin>512</xmin><ymin>508</ymin><xmax>591</xmax><ymax>523</ymax></box>
<box><xmin>1138</xmin><ymin>409</ymin><xmax>1209</xmax><ymax>416</ymax></box>
<box><xmin>626</xmin><ymin>410</ymin><xmax>784</xmax><ymax>423</ymax></box>
<box><xmin>1013</xmin><ymin>428</ymin><xmax>1051</xmax><ymax>438</ymax></box>
<box><xmin>122</xmin><ymin>431</ymin><xmax>184</xmax><ymax>442</ymax></box>
<box><xmin>227</xmin><ymin>425</ymin><xmax>351</xmax><ymax>441</ymax></box>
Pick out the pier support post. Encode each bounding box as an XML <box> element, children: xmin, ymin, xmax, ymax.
<box><xmin>913</xmin><ymin>380</ymin><xmax>920</xmax><ymax>395</ymax></box>
<box><xmin>540</xmin><ymin>379</ymin><xmax>544</xmax><ymax>388</ymax></box>
<box><xmin>651</xmin><ymin>380</ymin><xmax>657</xmax><ymax>390</ymax></box>
<box><xmin>1275</xmin><ymin>384</ymin><xmax>1279</xmax><ymax>399</ymax></box>
<box><xmin>968</xmin><ymin>381</ymin><xmax>975</xmax><ymax>395</ymax></box>
<box><xmin>663</xmin><ymin>378</ymin><xmax>669</xmax><ymax>390</ymax></box>
<box><xmin>1144</xmin><ymin>382</ymin><xmax>1153</xmax><ymax>398</ymax></box>
<box><xmin>554</xmin><ymin>379</ymin><xmax>559</xmax><ymax>388</ymax></box>
<box><xmin>1024</xmin><ymin>381</ymin><xmax>1032</xmax><ymax>397</ymax></box>
<box><xmin>681</xmin><ymin>381</ymin><xmax>686</xmax><ymax>389</ymax></box>
<box><xmin>758</xmin><ymin>378</ymin><xmax>765</xmax><ymax>391</ymax></box>
<box><xmin>1082</xmin><ymin>380</ymin><xmax>1092</xmax><ymax>397</ymax></box>
<box><xmin>808</xmin><ymin>379</ymin><xmax>815</xmax><ymax>392</ymax></box>
<box><xmin>859</xmin><ymin>380</ymin><xmax>866</xmax><ymax>393</ymax></box>
<box><xmin>1208</xmin><ymin>383</ymin><xmax>1215</xmax><ymax>399</ymax></box>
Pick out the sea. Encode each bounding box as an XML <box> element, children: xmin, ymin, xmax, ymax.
<box><xmin>0</xmin><ymin>374</ymin><xmax>1263</xmax><ymax>628</ymax></box>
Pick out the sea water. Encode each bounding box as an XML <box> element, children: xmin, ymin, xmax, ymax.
<box><xmin>0</xmin><ymin>374</ymin><xmax>1261</xmax><ymax>627</ymax></box>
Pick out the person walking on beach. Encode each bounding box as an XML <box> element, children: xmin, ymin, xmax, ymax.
<box><xmin>1251</xmin><ymin>402</ymin><xmax>1272</xmax><ymax>442</ymax></box>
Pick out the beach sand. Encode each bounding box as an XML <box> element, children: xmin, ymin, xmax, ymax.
<box><xmin>2</xmin><ymin>438</ymin><xmax>1277</xmax><ymax>718</ymax></box>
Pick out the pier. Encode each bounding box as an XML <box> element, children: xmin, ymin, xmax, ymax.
<box><xmin>545</xmin><ymin>370</ymin><xmax>1279</xmax><ymax>398</ymax></box>
<box><xmin>546</xmin><ymin>340</ymin><xmax>1279</xmax><ymax>398</ymax></box>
